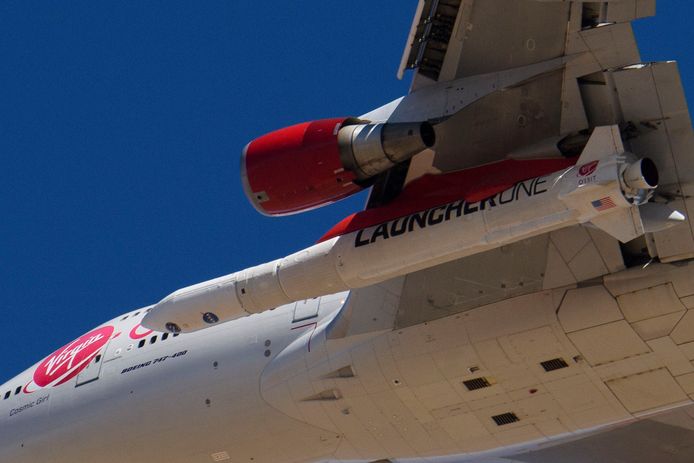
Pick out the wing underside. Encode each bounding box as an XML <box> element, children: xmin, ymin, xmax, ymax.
<box><xmin>492</xmin><ymin>405</ymin><xmax>694</xmax><ymax>463</ymax></box>
<box><xmin>380</xmin><ymin>0</ymin><xmax>694</xmax><ymax>265</ymax></box>
<box><xmin>399</xmin><ymin>0</ymin><xmax>654</xmax><ymax>89</ymax></box>
<box><xmin>315</xmin><ymin>2</ymin><xmax>694</xmax><ymax>459</ymax></box>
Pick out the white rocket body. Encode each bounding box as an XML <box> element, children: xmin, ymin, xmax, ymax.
<box><xmin>143</xmin><ymin>127</ymin><xmax>681</xmax><ymax>333</ymax></box>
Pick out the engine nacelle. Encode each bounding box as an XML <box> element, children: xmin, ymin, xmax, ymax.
<box><xmin>242</xmin><ymin>118</ymin><xmax>435</xmax><ymax>216</ymax></box>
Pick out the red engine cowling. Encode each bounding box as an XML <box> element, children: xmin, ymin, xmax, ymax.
<box><xmin>242</xmin><ymin>118</ymin><xmax>435</xmax><ymax>216</ymax></box>
<box><xmin>242</xmin><ymin>118</ymin><xmax>361</xmax><ymax>216</ymax></box>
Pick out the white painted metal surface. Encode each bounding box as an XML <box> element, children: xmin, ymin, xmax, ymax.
<box><xmin>7</xmin><ymin>260</ymin><xmax>694</xmax><ymax>462</ymax></box>
<box><xmin>144</xmin><ymin>128</ymin><xmax>674</xmax><ymax>333</ymax></box>
<box><xmin>4</xmin><ymin>1</ymin><xmax>694</xmax><ymax>462</ymax></box>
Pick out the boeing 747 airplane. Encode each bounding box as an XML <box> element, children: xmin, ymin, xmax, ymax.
<box><xmin>4</xmin><ymin>2</ymin><xmax>694</xmax><ymax>462</ymax></box>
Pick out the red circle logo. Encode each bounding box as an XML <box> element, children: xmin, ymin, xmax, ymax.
<box><xmin>129</xmin><ymin>324</ymin><xmax>153</xmax><ymax>340</ymax></box>
<box><xmin>578</xmin><ymin>160</ymin><xmax>599</xmax><ymax>177</ymax></box>
<box><xmin>33</xmin><ymin>326</ymin><xmax>114</xmax><ymax>388</ymax></box>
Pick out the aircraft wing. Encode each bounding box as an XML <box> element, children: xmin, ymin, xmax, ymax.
<box><xmin>306</xmin><ymin>226</ymin><xmax>694</xmax><ymax>463</ymax></box>
<box><xmin>374</xmin><ymin>0</ymin><xmax>694</xmax><ymax>262</ymax></box>
<box><xmin>492</xmin><ymin>405</ymin><xmax>694</xmax><ymax>463</ymax></box>
<box><xmin>324</xmin><ymin>10</ymin><xmax>694</xmax><ymax>448</ymax></box>
<box><xmin>144</xmin><ymin>4</ymin><xmax>694</xmax><ymax>461</ymax></box>
<box><xmin>399</xmin><ymin>0</ymin><xmax>654</xmax><ymax>91</ymax></box>
<box><xmin>252</xmin><ymin>225</ymin><xmax>694</xmax><ymax>462</ymax></box>
<box><xmin>366</xmin><ymin>1</ymin><xmax>663</xmax><ymax>210</ymax></box>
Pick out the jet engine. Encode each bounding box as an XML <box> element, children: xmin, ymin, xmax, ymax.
<box><xmin>241</xmin><ymin>118</ymin><xmax>435</xmax><ymax>216</ymax></box>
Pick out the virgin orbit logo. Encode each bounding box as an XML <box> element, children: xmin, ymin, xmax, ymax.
<box><xmin>33</xmin><ymin>326</ymin><xmax>115</xmax><ymax>388</ymax></box>
<box><xmin>578</xmin><ymin>161</ymin><xmax>599</xmax><ymax>177</ymax></box>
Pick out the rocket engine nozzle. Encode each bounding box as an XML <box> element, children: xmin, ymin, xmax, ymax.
<box><xmin>623</xmin><ymin>158</ymin><xmax>659</xmax><ymax>191</ymax></box>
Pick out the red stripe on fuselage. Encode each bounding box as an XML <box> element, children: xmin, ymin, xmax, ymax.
<box><xmin>319</xmin><ymin>158</ymin><xmax>576</xmax><ymax>242</ymax></box>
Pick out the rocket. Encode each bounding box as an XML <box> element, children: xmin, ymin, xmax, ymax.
<box><xmin>143</xmin><ymin>126</ymin><xmax>685</xmax><ymax>333</ymax></box>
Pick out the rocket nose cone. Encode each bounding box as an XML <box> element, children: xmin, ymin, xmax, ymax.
<box><xmin>640</xmin><ymin>203</ymin><xmax>687</xmax><ymax>234</ymax></box>
<box><xmin>668</xmin><ymin>210</ymin><xmax>686</xmax><ymax>222</ymax></box>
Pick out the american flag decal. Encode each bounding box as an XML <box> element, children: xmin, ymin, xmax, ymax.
<box><xmin>592</xmin><ymin>197</ymin><xmax>617</xmax><ymax>211</ymax></box>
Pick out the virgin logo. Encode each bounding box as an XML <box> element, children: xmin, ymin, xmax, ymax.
<box><xmin>33</xmin><ymin>326</ymin><xmax>114</xmax><ymax>388</ymax></box>
<box><xmin>578</xmin><ymin>161</ymin><xmax>599</xmax><ymax>177</ymax></box>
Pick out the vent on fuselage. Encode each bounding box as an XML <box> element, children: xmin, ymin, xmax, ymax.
<box><xmin>492</xmin><ymin>412</ymin><xmax>520</xmax><ymax>426</ymax></box>
<box><xmin>463</xmin><ymin>377</ymin><xmax>492</xmax><ymax>391</ymax></box>
<box><xmin>540</xmin><ymin>358</ymin><xmax>569</xmax><ymax>372</ymax></box>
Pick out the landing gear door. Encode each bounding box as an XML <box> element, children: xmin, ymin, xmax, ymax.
<box><xmin>292</xmin><ymin>298</ymin><xmax>320</xmax><ymax>323</ymax></box>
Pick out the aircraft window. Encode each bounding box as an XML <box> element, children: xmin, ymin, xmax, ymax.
<box><xmin>133</xmin><ymin>312</ymin><xmax>140</xmax><ymax>317</ymax></box>
<box><xmin>121</xmin><ymin>315</ymin><xmax>129</xmax><ymax>321</ymax></box>
<box><xmin>95</xmin><ymin>355</ymin><xmax>102</xmax><ymax>363</ymax></box>
<box><xmin>3</xmin><ymin>391</ymin><xmax>9</xmax><ymax>400</ymax></box>
<box><xmin>14</xmin><ymin>386</ymin><xmax>21</xmax><ymax>395</ymax></box>
<box><xmin>150</xmin><ymin>336</ymin><xmax>157</xmax><ymax>345</ymax></box>
<box><xmin>138</xmin><ymin>340</ymin><xmax>146</xmax><ymax>348</ymax></box>
<box><xmin>173</xmin><ymin>333</ymin><xmax>180</xmax><ymax>337</ymax></box>
<box><xmin>162</xmin><ymin>333</ymin><xmax>169</xmax><ymax>341</ymax></box>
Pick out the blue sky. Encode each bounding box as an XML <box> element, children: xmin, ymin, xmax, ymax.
<box><xmin>1</xmin><ymin>2</ymin><xmax>693</xmax><ymax>383</ymax></box>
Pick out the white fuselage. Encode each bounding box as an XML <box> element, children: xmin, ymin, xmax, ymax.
<box><xmin>0</xmin><ymin>294</ymin><xmax>349</xmax><ymax>463</ymax></box>
<box><xmin>5</xmin><ymin>260</ymin><xmax>694</xmax><ymax>463</ymax></box>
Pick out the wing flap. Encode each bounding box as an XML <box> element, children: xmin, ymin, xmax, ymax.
<box><xmin>504</xmin><ymin>410</ymin><xmax>694</xmax><ymax>463</ymax></box>
<box><xmin>398</xmin><ymin>0</ymin><xmax>464</xmax><ymax>82</ymax></box>
<box><xmin>401</xmin><ymin>1</ymin><xmax>655</xmax><ymax>90</ymax></box>
<box><xmin>612</xmin><ymin>62</ymin><xmax>694</xmax><ymax>263</ymax></box>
